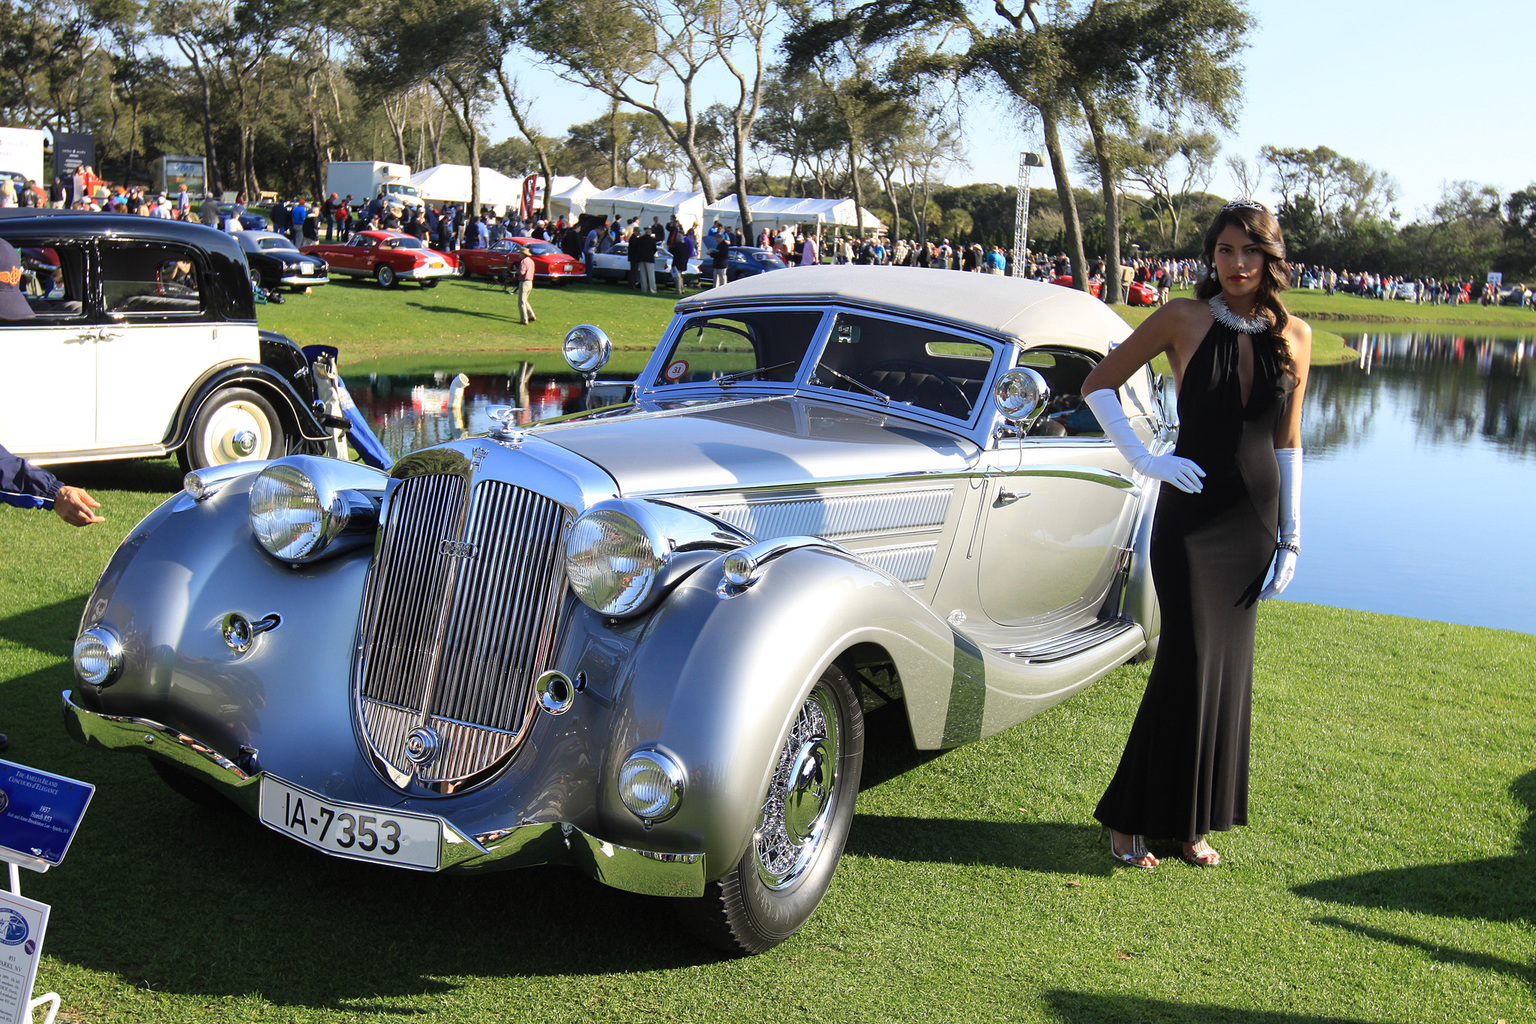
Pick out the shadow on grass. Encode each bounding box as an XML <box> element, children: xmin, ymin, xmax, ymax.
<box><xmin>41</xmin><ymin>457</ymin><xmax>183</xmax><ymax>494</ymax></box>
<box><xmin>1042</xmin><ymin>991</ymin><xmax>1384</xmax><ymax>1024</ymax></box>
<box><xmin>1292</xmin><ymin>769</ymin><xmax>1533</xmax><ymax>926</ymax></box>
<box><xmin>1312</xmin><ymin>916</ymin><xmax>1536</xmax><ymax>993</ymax></box>
<box><xmin>846</xmin><ymin>815</ymin><xmax>1110</xmax><ymax>876</ymax></box>
<box><xmin>405</xmin><ymin>303</ymin><xmax>524</xmax><ymax>323</ymax></box>
<box><xmin>0</xmin><ymin>594</ymin><xmax>90</xmax><ymax>659</ymax></box>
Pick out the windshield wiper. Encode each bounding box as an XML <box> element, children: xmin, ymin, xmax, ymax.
<box><xmin>812</xmin><ymin>364</ymin><xmax>890</xmax><ymax>404</ymax></box>
<box><xmin>714</xmin><ymin>360</ymin><xmax>799</xmax><ymax>387</ymax></box>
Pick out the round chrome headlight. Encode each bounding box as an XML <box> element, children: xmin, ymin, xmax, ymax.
<box><xmin>618</xmin><ymin>749</ymin><xmax>685</xmax><ymax>823</ymax></box>
<box><xmin>73</xmin><ymin>626</ymin><xmax>123</xmax><ymax>687</ymax></box>
<box><xmin>562</xmin><ymin>325</ymin><xmax>612</xmax><ymax>374</ymax></box>
<box><xmin>250</xmin><ymin>462</ymin><xmax>332</xmax><ymax>560</ymax></box>
<box><xmin>565</xmin><ymin>507</ymin><xmax>660</xmax><ymax>616</ymax></box>
<box><xmin>248</xmin><ymin>456</ymin><xmax>387</xmax><ymax>563</ymax></box>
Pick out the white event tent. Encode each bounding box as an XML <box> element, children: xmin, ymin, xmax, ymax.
<box><xmin>544</xmin><ymin>176</ymin><xmax>600</xmax><ymax>220</ymax></box>
<box><xmin>573</xmin><ymin>186</ymin><xmax>708</xmax><ymax>231</ymax></box>
<box><xmin>408</xmin><ymin>164</ymin><xmax>525</xmax><ymax>211</ymax></box>
<box><xmin>705</xmin><ymin>195</ymin><xmax>885</xmax><ymax>235</ymax></box>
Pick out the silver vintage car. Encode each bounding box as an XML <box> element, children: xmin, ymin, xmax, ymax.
<box><xmin>65</xmin><ymin>266</ymin><xmax>1171</xmax><ymax>953</ymax></box>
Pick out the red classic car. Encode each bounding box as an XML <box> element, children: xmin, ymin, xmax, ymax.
<box><xmin>454</xmin><ymin>237</ymin><xmax>584</xmax><ymax>285</ymax></box>
<box><xmin>1049</xmin><ymin>274</ymin><xmax>1158</xmax><ymax>306</ymax></box>
<box><xmin>300</xmin><ymin>230</ymin><xmax>456</xmax><ymax>288</ymax></box>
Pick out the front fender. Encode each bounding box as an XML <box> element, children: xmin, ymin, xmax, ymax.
<box><xmin>592</xmin><ymin>544</ymin><xmax>957</xmax><ymax>877</ymax></box>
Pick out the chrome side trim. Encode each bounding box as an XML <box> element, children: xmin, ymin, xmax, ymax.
<box><xmin>62</xmin><ymin>690</ymin><xmax>253</xmax><ymax>785</ymax></box>
<box><xmin>697</xmin><ymin>484</ymin><xmax>952</xmax><ymax>541</ymax></box>
<box><xmin>991</xmin><ymin>619</ymin><xmax>1142</xmax><ymax>664</ymax></box>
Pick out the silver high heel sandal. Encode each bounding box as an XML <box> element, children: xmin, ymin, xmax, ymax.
<box><xmin>1102</xmin><ymin>827</ymin><xmax>1158</xmax><ymax>870</ymax></box>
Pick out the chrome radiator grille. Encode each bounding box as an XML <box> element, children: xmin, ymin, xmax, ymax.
<box><xmin>356</xmin><ymin>473</ymin><xmax>570</xmax><ymax>786</ymax></box>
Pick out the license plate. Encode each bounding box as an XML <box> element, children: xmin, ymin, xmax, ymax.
<box><xmin>258</xmin><ymin>776</ymin><xmax>441</xmax><ymax>870</ymax></box>
<box><xmin>428</xmin><ymin>260</ymin><xmax>444</xmax><ymax>269</ymax></box>
<box><xmin>299</xmin><ymin>264</ymin><xmax>312</xmax><ymax>274</ymax></box>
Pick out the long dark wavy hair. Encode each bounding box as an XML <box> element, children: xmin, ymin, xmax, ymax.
<box><xmin>1194</xmin><ymin>202</ymin><xmax>1299</xmax><ymax>395</ymax></box>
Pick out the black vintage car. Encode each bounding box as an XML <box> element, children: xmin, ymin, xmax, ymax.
<box><xmin>235</xmin><ymin>230</ymin><xmax>330</xmax><ymax>291</ymax></box>
<box><xmin>0</xmin><ymin>209</ymin><xmax>383</xmax><ymax>470</ymax></box>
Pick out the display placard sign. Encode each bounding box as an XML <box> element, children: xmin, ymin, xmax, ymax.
<box><xmin>1487</xmin><ymin>271</ymin><xmax>1503</xmax><ymax>286</ymax></box>
<box><xmin>0</xmin><ymin>761</ymin><xmax>94</xmax><ymax>873</ymax></box>
<box><xmin>0</xmin><ymin>888</ymin><xmax>48</xmax><ymax>1024</ymax></box>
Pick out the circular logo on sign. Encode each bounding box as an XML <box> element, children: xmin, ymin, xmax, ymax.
<box><xmin>0</xmin><ymin>907</ymin><xmax>29</xmax><ymax>946</ymax></box>
<box><xmin>664</xmin><ymin>359</ymin><xmax>689</xmax><ymax>382</ymax></box>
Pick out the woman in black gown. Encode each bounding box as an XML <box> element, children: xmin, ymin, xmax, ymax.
<box><xmin>1081</xmin><ymin>200</ymin><xmax>1311</xmax><ymax>869</ymax></box>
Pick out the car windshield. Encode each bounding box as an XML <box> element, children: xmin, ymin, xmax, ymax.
<box><xmin>810</xmin><ymin>312</ymin><xmax>997</xmax><ymax>421</ymax></box>
<box><xmin>651</xmin><ymin>310</ymin><xmax>824</xmax><ymax>388</ymax></box>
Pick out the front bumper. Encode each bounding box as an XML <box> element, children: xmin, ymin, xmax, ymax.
<box><xmin>62</xmin><ymin>690</ymin><xmax>705</xmax><ymax>897</ymax></box>
<box><xmin>398</xmin><ymin>262</ymin><xmax>455</xmax><ymax>280</ymax></box>
<box><xmin>279</xmin><ymin>271</ymin><xmax>329</xmax><ymax>286</ymax></box>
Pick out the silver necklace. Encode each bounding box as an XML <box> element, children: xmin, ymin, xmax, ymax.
<box><xmin>1209</xmin><ymin>294</ymin><xmax>1271</xmax><ymax>334</ymax></box>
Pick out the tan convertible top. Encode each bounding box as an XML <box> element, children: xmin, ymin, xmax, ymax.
<box><xmin>674</xmin><ymin>265</ymin><xmax>1132</xmax><ymax>356</ymax></box>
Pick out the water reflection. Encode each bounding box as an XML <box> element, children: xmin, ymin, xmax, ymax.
<box><xmin>1294</xmin><ymin>330</ymin><xmax>1536</xmax><ymax>634</ymax></box>
<box><xmin>1304</xmin><ymin>331</ymin><xmax>1536</xmax><ymax>459</ymax></box>
<box><xmin>351</xmin><ymin>366</ymin><xmax>587</xmax><ymax>456</ymax></box>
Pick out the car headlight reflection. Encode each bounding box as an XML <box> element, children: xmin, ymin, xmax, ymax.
<box><xmin>248</xmin><ymin>456</ymin><xmax>386</xmax><ymax>564</ymax></box>
<box><xmin>618</xmin><ymin>749</ymin><xmax>685</xmax><ymax>823</ymax></box>
<box><xmin>565</xmin><ymin>508</ymin><xmax>660</xmax><ymax>616</ymax></box>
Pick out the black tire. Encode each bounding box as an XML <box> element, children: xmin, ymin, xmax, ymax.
<box><xmin>676</xmin><ymin>662</ymin><xmax>864</xmax><ymax>954</ymax></box>
<box><xmin>249</xmin><ymin>267</ymin><xmax>263</xmax><ymax>289</ymax></box>
<box><xmin>150</xmin><ymin>760</ymin><xmax>236</xmax><ymax>811</ymax></box>
<box><xmin>376</xmin><ymin>263</ymin><xmax>397</xmax><ymax>287</ymax></box>
<box><xmin>181</xmin><ymin>387</ymin><xmax>286</xmax><ymax>471</ymax></box>
<box><xmin>421</xmin><ymin>278</ymin><xmax>438</xmax><ymax>288</ymax></box>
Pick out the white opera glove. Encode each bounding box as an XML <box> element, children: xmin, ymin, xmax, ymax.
<box><xmin>1260</xmin><ymin>447</ymin><xmax>1302</xmax><ymax>600</ymax></box>
<box><xmin>1085</xmin><ymin>388</ymin><xmax>1205</xmax><ymax>494</ymax></box>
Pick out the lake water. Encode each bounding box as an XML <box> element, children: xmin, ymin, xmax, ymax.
<box><xmin>349</xmin><ymin>328</ymin><xmax>1536</xmax><ymax>636</ymax></box>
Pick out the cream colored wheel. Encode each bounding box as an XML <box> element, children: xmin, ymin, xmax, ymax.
<box><xmin>184</xmin><ymin>388</ymin><xmax>284</xmax><ymax>470</ymax></box>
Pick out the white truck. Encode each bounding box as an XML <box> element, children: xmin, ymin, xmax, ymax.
<box><xmin>324</xmin><ymin>161</ymin><xmax>423</xmax><ymax>209</ymax></box>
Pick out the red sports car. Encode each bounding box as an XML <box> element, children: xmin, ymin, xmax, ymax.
<box><xmin>454</xmin><ymin>237</ymin><xmax>584</xmax><ymax>285</ymax></box>
<box><xmin>1050</xmin><ymin>274</ymin><xmax>1158</xmax><ymax>305</ymax></box>
<box><xmin>301</xmin><ymin>230</ymin><xmax>456</xmax><ymax>288</ymax></box>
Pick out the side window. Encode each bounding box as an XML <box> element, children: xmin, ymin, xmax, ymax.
<box><xmin>13</xmin><ymin>242</ymin><xmax>87</xmax><ymax>321</ymax></box>
<box><xmin>1016</xmin><ymin>347</ymin><xmax>1104</xmax><ymax>437</ymax></box>
<box><xmin>813</xmin><ymin>312</ymin><xmax>995</xmax><ymax>420</ymax></box>
<box><xmin>100</xmin><ymin>242</ymin><xmax>204</xmax><ymax>318</ymax></box>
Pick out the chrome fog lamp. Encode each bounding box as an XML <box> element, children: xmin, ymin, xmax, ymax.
<box><xmin>618</xmin><ymin>749</ymin><xmax>685</xmax><ymax>823</ymax></box>
<box><xmin>248</xmin><ymin>456</ymin><xmax>387</xmax><ymax>564</ymax></box>
<box><xmin>565</xmin><ymin>506</ymin><xmax>661</xmax><ymax>617</ymax></box>
<box><xmin>562</xmin><ymin>325</ymin><xmax>612</xmax><ymax>374</ymax></box>
<box><xmin>73</xmin><ymin>626</ymin><xmax>123</xmax><ymax>687</ymax></box>
<box><xmin>992</xmin><ymin>366</ymin><xmax>1050</xmax><ymax>426</ymax></box>
<box><xmin>721</xmin><ymin>550</ymin><xmax>758</xmax><ymax>587</ymax></box>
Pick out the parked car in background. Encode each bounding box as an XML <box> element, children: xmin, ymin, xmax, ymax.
<box><xmin>0</xmin><ymin>209</ymin><xmax>382</xmax><ymax>470</ymax></box>
<box><xmin>1125</xmin><ymin>280</ymin><xmax>1158</xmax><ymax>306</ymax></box>
<box><xmin>64</xmin><ymin>266</ymin><xmax>1171</xmax><ymax>955</ymax></box>
<box><xmin>712</xmin><ymin>245</ymin><xmax>787</xmax><ymax>283</ymax></box>
<box><xmin>453</xmin><ymin>237</ymin><xmax>585</xmax><ymax>285</ymax></box>
<box><xmin>584</xmin><ymin>240</ymin><xmax>696</xmax><ymax>284</ymax></box>
<box><xmin>1498</xmin><ymin>284</ymin><xmax>1530</xmax><ymax>306</ymax></box>
<box><xmin>301</xmin><ymin>230</ymin><xmax>454</xmax><ymax>288</ymax></box>
<box><xmin>236</xmin><ymin>230</ymin><xmax>329</xmax><ymax>292</ymax></box>
<box><xmin>1392</xmin><ymin>280</ymin><xmax>1418</xmax><ymax>301</ymax></box>
<box><xmin>1051</xmin><ymin>273</ymin><xmax>1103</xmax><ymax>299</ymax></box>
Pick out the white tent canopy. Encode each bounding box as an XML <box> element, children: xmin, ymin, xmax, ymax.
<box><xmin>576</xmin><ymin>186</ymin><xmax>707</xmax><ymax>232</ymax></box>
<box><xmin>408</xmin><ymin>164</ymin><xmax>525</xmax><ymax>211</ymax></box>
<box><xmin>546</xmin><ymin>176</ymin><xmax>600</xmax><ymax>220</ymax></box>
<box><xmin>706</xmin><ymin>195</ymin><xmax>885</xmax><ymax>235</ymax></box>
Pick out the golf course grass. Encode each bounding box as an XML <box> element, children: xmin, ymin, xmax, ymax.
<box><xmin>1</xmin><ymin>270</ymin><xmax>1531</xmax><ymax>1022</ymax></box>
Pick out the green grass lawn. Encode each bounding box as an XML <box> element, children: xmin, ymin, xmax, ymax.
<box><xmin>2</xmin><ymin>464</ymin><xmax>1532</xmax><ymax>1023</ymax></box>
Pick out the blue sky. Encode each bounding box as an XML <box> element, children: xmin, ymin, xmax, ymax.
<box><xmin>499</xmin><ymin>0</ymin><xmax>1529</xmax><ymax>223</ymax></box>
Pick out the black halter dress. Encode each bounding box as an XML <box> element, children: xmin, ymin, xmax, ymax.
<box><xmin>1094</xmin><ymin>319</ymin><xmax>1287</xmax><ymax>843</ymax></box>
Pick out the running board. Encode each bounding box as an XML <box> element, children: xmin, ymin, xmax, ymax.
<box><xmin>991</xmin><ymin>619</ymin><xmax>1141</xmax><ymax>664</ymax></box>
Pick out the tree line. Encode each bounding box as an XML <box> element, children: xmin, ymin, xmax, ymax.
<box><xmin>8</xmin><ymin>0</ymin><xmax>1532</xmax><ymax>294</ymax></box>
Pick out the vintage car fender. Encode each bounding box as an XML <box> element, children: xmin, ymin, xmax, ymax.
<box><xmin>584</xmin><ymin>535</ymin><xmax>1147</xmax><ymax>876</ymax></box>
<box><xmin>166</xmin><ymin>360</ymin><xmax>333</xmax><ymax>450</ymax></box>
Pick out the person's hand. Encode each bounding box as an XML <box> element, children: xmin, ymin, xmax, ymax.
<box><xmin>53</xmin><ymin>485</ymin><xmax>104</xmax><ymax>527</ymax></box>
<box><xmin>1132</xmin><ymin>453</ymin><xmax>1206</xmax><ymax>494</ymax></box>
<box><xmin>1259</xmin><ymin>547</ymin><xmax>1296</xmax><ymax>600</ymax></box>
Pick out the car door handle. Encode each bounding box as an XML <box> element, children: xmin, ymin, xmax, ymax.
<box><xmin>96</xmin><ymin>330</ymin><xmax>125</xmax><ymax>342</ymax></box>
<box><xmin>995</xmin><ymin>488</ymin><xmax>1030</xmax><ymax>506</ymax></box>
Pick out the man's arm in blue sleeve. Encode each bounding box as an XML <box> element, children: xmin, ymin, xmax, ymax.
<box><xmin>0</xmin><ymin>442</ymin><xmax>61</xmax><ymax>510</ymax></box>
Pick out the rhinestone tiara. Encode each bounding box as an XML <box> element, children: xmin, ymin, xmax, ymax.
<box><xmin>1221</xmin><ymin>197</ymin><xmax>1267</xmax><ymax>213</ymax></box>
